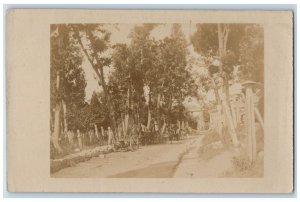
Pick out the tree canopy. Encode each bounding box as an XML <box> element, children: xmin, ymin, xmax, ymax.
<box><xmin>50</xmin><ymin>23</ymin><xmax>264</xmax><ymax>153</ymax></box>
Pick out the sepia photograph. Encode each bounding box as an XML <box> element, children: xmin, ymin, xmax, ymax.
<box><xmin>6</xmin><ymin>9</ymin><xmax>293</xmax><ymax>193</ymax></box>
<box><xmin>49</xmin><ymin>23</ymin><xmax>264</xmax><ymax>178</ymax></box>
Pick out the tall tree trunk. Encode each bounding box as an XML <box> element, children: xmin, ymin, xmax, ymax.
<box><xmin>124</xmin><ymin>87</ymin><xmax>130</xmax><ymax>136</ymax></box>
<box><xmin>147</xmin><ymin>106</ymin><xmax>151</xmax><ymax>130</ymax></box>
<box><xmin>126</xmin><ymin>76</ymin><xmax>133</xmax><ymax>136</ymax></box>
<box><xmin>156</xmin><ymin>93</ymin><xmax>161</xmax><ymax>124</ymax></box>
<box><xmin>94</xmin><ymin>124</ymin><xmax>99</xmax><ymax>139</ymax></box>
<box><xmin>169</xmin><ymin>94</ymin><xmax>173</xmax><ymax>111</ymax></box>
<box><xmin>161</xmin><ymin>118</ymin><xmax>166</xmax><ymax>135</ymax></box>
<box><xmin>98</xmin><ymin>64</ymin><xmax>117</xmax><ymax>140</ymax></box>
<box><xmin>124</xmin><ymin>114</ymin><xmax>129</xmax><ymax>135</ymax></box>
<box><xmin>231</xmin><ymin>101</ymin><xmax>237</xmax><ymax>128</ymax></box>
<box><xmin>52</xmin><ymin>101</ymin><xmax>63</xmax><ymax>153</ymax></box>
<box><xmin>51</xmin><ymin>72</ymin><xmax>63</xmax><ymax>153</ymax></box>
<box><xmin>217</xmin><ymin>24</ymin><xmax>239</xmax><ymax>146</ymax></box>
<box><xmin>51</xmin><ymin>26</ymin><xmax>65</xmax><ymax>153</ymax></box>
<box><xmin>122</xmin><ymin>117</ymin><xmax>126</xmax><ymax>136</ymax></box>
<box><xmin>50</xmin><ymin>110</ymin><xmax>54</xmax><ymax>133</ymax></box>
<box><xmin>62</xmin><ymin>99</ymin><xmax>68</xmax><ymax>133</ymax></box>
<box><xmin>147</xmin><ymin>91</ymin><xmax>152</xmax><ymax>129</ymax></box>
<box><xmin>101</xmin><ymin>126</ymin><xmax>104</xmax><ymax>138</ymax></box>
<box><xmin>157</xmin><ymin>93</ymin><xmax>161</xmax><ymax>109</ymax></box>
<box><xmin>210</xmin><ymin>75</ymin><xmax>222</xmax><ymax>104</ymax></box>
<box><xmin>209</xmin><ymin>74</ymin><xmax>225</xmax><ymax>144</ymax></box>
<box><xmin>75</xmin><ymin>29</ymin><xmax>117</xmax><ymax>141</ymax></box>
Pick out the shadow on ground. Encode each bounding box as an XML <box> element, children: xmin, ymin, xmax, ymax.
<box><xmin>109</xmin><ymin>161</ymin><xmax>178</xmax><ymax>178</ymax></box>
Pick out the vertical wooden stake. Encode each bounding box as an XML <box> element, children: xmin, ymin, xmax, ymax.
<box><xmin>94</xmin><ymin>124</ymin><xmax>99</xmax><ymax>139</ymax></box>
<box><xmin>236</xmin><ymin>105</ymin><xmax>240</xmax><ymax>125</ymax></box>
<box><xmin>77</xmin><ymin>129</ymin><xmax>83</xmax><ymax>150</ymax></box>
<box><xmin>222</xmin><ymin>100</ymin><xmax>239</xmax><ymax>147</ymax></box>
<box><xmin>231</xmin><ymin>101</ymin><xmax>237</xmax><ymax>128</ymax></box>
<box><xmin>101</xmin><ymin>126</ymin><xmax>104</xmax><ymax>138</ymax></box>
<box><xmin>245</xmin><ymin>87</ymin><xmax>256</xmax><ymax>162</ymax></box>
<box><xmin>254</xmin><ymin>107</ymin><xmax>264</xmax><ymax>131</ymax></box>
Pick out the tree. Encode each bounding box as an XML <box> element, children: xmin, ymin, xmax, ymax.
<box><xmin>89</xmin><ymin>92</ymin><xmax>110</xmax><ymax>127</ymax></box>
<box><xmin>157</xmin><ymin>24</ymin><xmax>197</xmax><ymax>123</ymax></box>
<box><xmin>129</xmin><ymin>24</ymin><xmax>158</xmax><ymax>129</ymax></box>
<box><xmin>110</xmin><ymin>24</ymin><xmax>197</xmax><ymax>135</ymax></box>
<box><xmin>239</xmin><ymin>24</ymin><xmax>264</xmax><ymax>83</ymax></box>
<box><xmin>110</xmin><ymin>44</ymin><xmax>132</xmax><ymax>135</ymax></box>
<box><xmin>191</xmin><ymin>23</ymin><xmax>247</xmax><ymax>146</ymax></box>
<box><xmin>127</xmin><ymin>24</ymin><xmax>197</xmax><ymax>128</ymax></box>
<box><xmin>191</xmin><ymin>24</ymin><xmax>245</xmax><ymax>96</ymax></box>
<box><xmin>72</xmin><ymin>24</ymin><xmax>117</xmax><ymax>138</ymax></box>
<box><xmin>108</xmin><ymin>24</ymin><xmax>158</xmax><ymax>136</ymax></box>
<box><xmin>239</xmin><ymin>24</ymin><xmax>264</xmax><ymax>117</ymax></box>
<box><xmin>50</xmin><ymin>24</ymin><xmax>87</xmax><ymax>153</ymax></box>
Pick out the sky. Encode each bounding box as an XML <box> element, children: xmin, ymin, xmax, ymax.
<box><xmin>81</xmin><ymin>23</ymin><xmax>206</xmax><ymax>105</ymax></box>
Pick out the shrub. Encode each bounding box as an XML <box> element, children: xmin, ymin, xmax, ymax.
<box><xmin>232</xmin><ymin>155</ymin><xmax>253</xmax><ymax>172</ymax></box>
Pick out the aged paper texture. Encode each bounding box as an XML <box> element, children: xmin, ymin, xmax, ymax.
<box><xmin>6</xmin><ymin>9</ymin><xmax>293</xmax><ymax>193</ymax></box>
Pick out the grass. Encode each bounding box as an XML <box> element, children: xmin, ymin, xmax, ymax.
<box><xmin>221</xmin><ymin>123</ymin><xmax>264</xmax><ymax>178</ymax></box>
<box><xmin>221</xmin><ymin>152</ymin><xmax>264</xmax><ymax>178</ymax></box>
<box><xmin>199</xmin><ymin>123</ymin><xmax>264</xmax><ymax>177</ymax></box>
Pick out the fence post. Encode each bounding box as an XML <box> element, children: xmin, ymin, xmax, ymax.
<box><xmin>236</xmin><ymin>103</ymin><xmax>241</xmax><ymax>125</ymax></box>
<box><xmin>243</xmin><ymin>81</ymin><xmax>257</xmax><ymax>162</ymax></box>
<box><xmin>94</xmin><ymin>124</ymin><xmax>99</xmax><ymax>139</ymax></box>
<box><xmin>77</xmin><ymin>129</ymin><xmax>83</xmax><ymax>151</ymax></box>
<box><xmin>222</xmin><ymin>100</ymin><xmax>239</xmax><ymax>147</ymax></box>
<box><xmin>230</xmin><ymin>95</ymin><xmax>238</xmax><ymax>128</ymax></box>
<box><xmin>101</xmin><ymin>126</ymin><xmax>104</xmax><ymax>138</ymax></box>
<box><xmin>254</xmin><ymin>107</ymin><xmax>264</xmax><ymax>131</ymax></box>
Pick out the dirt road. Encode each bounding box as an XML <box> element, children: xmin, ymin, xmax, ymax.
<box><xmin>51</xmin><ymin>135</ymin><xmax>201</xmax><ymax>178</ymax></box>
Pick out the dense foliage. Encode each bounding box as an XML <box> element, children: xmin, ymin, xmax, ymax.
<box><xmin>50</xmin><ymin>23</ymin><xmax>264</xmax><ymax>153</ymax></box>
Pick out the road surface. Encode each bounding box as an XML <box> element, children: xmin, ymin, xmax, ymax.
<box><xmin>51</xmin><ymin>135</ymin><xmax>202</xmax><ymax>178</ymax></box>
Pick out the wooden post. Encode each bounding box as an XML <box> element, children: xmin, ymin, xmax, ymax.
<box><xmin>161</xmin><ymin>120</ymin><xmax>166</xmax><ymax>136</ymax></box>
<box><xmin>62</xmin><ymin>100</ymin><xmax>68</xmax><ymax>133</ymax></box>
<box><xmin>243</xmin><ymin>81</ymin><xmax>257</xmax><ymax>162</ymax></box>
<box><xmin>230</xmin><ymin>98</ymin><xmax>237</xmax><ymax>128</ymax></box>
<box><xmin>94</xmin><ymin>124</ymin><xmax>99</xmax><ymax>139</ymax></box>
<box><xmin>101</xmin><ymin>126</ymin><xmax>104</xmax><ymax>138</ymax></box>
<box><xmin>124</xmin><ymin>114</ymin><xmax>129</xmax><ymax>135</ymax></box>
<box><xmin>77</xmin><ymin>129</ymin><xmax>83</xmax><ymax>150</ymax></box>
<box><xmin>254</xmin><ymin>107</ymin><xmax>264</xmax><ymax>131</ymax></box>
<box><xmin>89</xmin><ymin>130</ymin><xmax>93</xmax><ymax>144</ymax></box>
<box><xmin>222</xmin><ymin>100</ymin><xmax>239</xmax><ymax>146</ymax></box>
<box><xmin>181</xmin><ymin>120</ymin><xmax>186</xmax><ymax>137</ymax></box>
<box><xmin>236</xmin><ymin>104</ymin><xmax>241</xmax><ymax>125</ymax></box>
<box><xmin>209</xmin><ymin>111</ymin><xmax>212</xmax><ymax>130</ymax></box>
